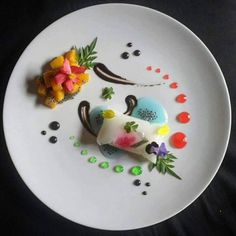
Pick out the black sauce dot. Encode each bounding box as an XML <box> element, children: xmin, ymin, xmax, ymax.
<box><xmin>121</xmin><ymin>52</ymin><xmax>129</xmax><ymax>59</ymax></box>
<box><xmin>127</xmin><ymin>42</ymin><xmax>132</xmax><ymax>47</ymax></box>
<box><xmin>49</xmin><ymin>121</ymin><xmax>60</xmax><ymax>130</ymax></box>
<box><xmin>133</xmin><ymin>50</ymin><xmax>141</xmax><ymax>56</ymax></box>
<box><xmin>49</xmin><ymin>136</ymin><xmax>57</xmax><ymax>144</ymax></box>
<box><xmin>142</xmin><ymin>191</ymin><xmax>147</xmax><ymax>195</ymax></box>
<box><xmin>145</xmin><ymin>182</ymin><xmax>151</xmax><ymax>187</ymax></box>
<box><xmin>41</xmin><ymin>130</ymin><xmax>46</xmax><ymax>135</ymax></box>
<box><xmin>133</xmin><ymin>179</ymin><xmax>141</xmax><ymax>186</ymax></box>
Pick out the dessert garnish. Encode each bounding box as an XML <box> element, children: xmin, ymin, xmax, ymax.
<box><xmin>101</xmin><ymin>87</ymin><xmax>115</xmax><ymax>100</ymax></box>
<box><xmin>36</xmin><ymin>38</ymin><xmax>97</xmax><ymax>108</ymax></box>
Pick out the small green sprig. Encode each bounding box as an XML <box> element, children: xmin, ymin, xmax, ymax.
<box><xmin>77</xmin><ymin>37</ymin><xmax>98</xmax><ymax>69</ymax></box>
<box><xmin>102</xmin><ymin>87</ymin><xmax>115</xmax><ymax>100</ymax></box>
<box><xmin>149</xmin><ymin>154</ymin><xmax>181</xmax><ymax>180</ymax></box>
<box><xmin>124</xmin><ymin>121</ymin><xmax>139</xmax><ymax>133</ymax></box>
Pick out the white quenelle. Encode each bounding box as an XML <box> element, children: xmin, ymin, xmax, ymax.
<box><xmin>97</xmin><ymin>110</ymin><xmax>170</xmax><ymax>163</ymax></box>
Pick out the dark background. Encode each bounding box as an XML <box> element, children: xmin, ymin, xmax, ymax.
<box><xmin>1</xmin><ymin>0</ymin><xmax>236</xmax><ymax>235</ymax></box>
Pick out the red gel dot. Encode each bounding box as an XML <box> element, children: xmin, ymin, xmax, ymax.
<box><xmin>146</xmin><ymin>66</ymin><xmax>152</xmax><ymax>71</ymax></box>
<box><xmin>170</xmin><ymin>132</ymin><xmax>187</xmax><ymax>148</ymax></box>
<box><xmin>176</xmin><ymin>93</ymin><xmax>187</xmax><ymax>103</ymax></box>
<box><xmin>163</xmin><ymin>74</ymin><xmax>169</xmax><ymax>80</ymax></box>
<box><xmin>155</xmin><ymin>68</ymin><xmax>161</xmax><ymax>73</ymax></box>
<box><xmin>170</xmin><ymin>82</ymin><xmax>178</xmax><ymax>89</ymax></box>
<box><xmin>177</xmin><ymin>112</ymin><xmax>190</xmax><ymax>123</ymax></box>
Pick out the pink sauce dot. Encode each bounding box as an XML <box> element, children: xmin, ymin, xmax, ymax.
<box><xmin>170</xmin><ymin>82</ymin><xmax>178</xmax><ymax>89</ymax></box>
<box><xmin>176</xmin><ymin>93</ymin><xmax>187</xmax><ymax>103</ymax></box>
<box><xmin>162</xmin><ymin>74</ymin><xmax>169</xmax><ymax>80</ymax></box>
<box><xmin>170</xmin><ymin>132</ymin><xmax>187</xmax><ymax>148</ymax></box>
<box><xmin>177</xmin><ymin>112</ymin><xmax>190</xmax><ymax>123</ymax></box>
<box><xmin>146</xmin><ymin>66</ymin><xmax>152</xmax><ymax>71</ymax></box>
<box><xmin>155</xmin><ymin>68</ymin><xmax>161</xmax><ymax>73</ymax></box>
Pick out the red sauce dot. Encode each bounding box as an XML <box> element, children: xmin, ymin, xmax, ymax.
<box><xmin>163</xmin><ymin>74</ymin><xmax>169</xmax><ymax>80</ymax></box>
<box><xmin>155</xmin><ymin>68</ymin><xmax>161</xmax><ymax>73</ymax></box>
<box><xmin>176</xmin><ymin>93</ymin><xmax>187</xmax><ymax>103</ymax></box>
<box><xmin>177</xmin><ymin>112</ymin><xmax>190</xmax><ymax>123</ymax></box>
<box><xmin>170</xmin><ymin>82</ymin><xmax>178</xmax><ymax>89</ymax></box>
<box><xmin>170</xmin><ymin>132</ymin><xmax>187</xmax><ymax>148</ymax></box>
<box><xmin>146</xmin><ymin>66</ymin><xmax>152</xmax><ymax>71</ymax></box>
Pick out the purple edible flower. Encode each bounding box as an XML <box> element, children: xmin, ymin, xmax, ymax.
<box><xmin>145</xmin><ymin>142</ymin><xmax>168</xmax><ymax>158</ymax></box>
<box><xmin>157</xmin><ymin>143</ymin><xmax>168</xmax><ymax>157</ymax></box>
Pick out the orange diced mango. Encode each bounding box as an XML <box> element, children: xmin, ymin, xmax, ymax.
<box><xmin>53</xmin><ymin>90</ymin><xmax>65</xmax><ymax>102</ymax></box>
<box><xmin>65</xmin><ymin>49</ymin><xmax>78</xmax><ymax>64</ymax></box>
<box><xmin>50</xmin><ymin>56</ymin><xmax>64</xmax><ymax>69</ymax></box>
<box><xmin>44</xmin><ymin>96</ymin><xmax>58</xmax><ymax>109</ymax></box>
<box><xmin>78</xmin><ymin>73</ymin><xmax>90</xmax><ymax>84</ymax></box>
<box><xmin>51</xmin><ymin>79</ymin><xmax>63</xmax><ymax>91</ymax></box>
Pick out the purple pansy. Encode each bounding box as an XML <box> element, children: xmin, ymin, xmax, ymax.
<box><xmin>145</xmin><ymin>142</ymin><xmax>168</xmax><ymax>158</ymax></box>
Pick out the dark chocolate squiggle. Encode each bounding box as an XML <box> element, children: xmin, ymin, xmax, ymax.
<box><xmin>78</xmin><ymin>101</ymin><xmax>97</xmax><ymax>137</ymax></box>
<box><xmin>94</xmin><ymin>63</ymin><xmax>163</xmax><ymax>87</ymax></box>
<box><xmin>124</xmin><ymin>95</ymin><xmax>138</xmax><ymax>115</ymax></box>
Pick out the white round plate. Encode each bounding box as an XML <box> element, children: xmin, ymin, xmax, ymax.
<box><xmin>3</xmin><ymin>4</ymin><xmax>231</xmax><ymax>230</ymax></box>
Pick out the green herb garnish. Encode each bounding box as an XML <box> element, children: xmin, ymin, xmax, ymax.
<box><xmin>124</xmin><ymin>121</ymin><xmax>139</xmax><ymax>133</ymax></box>
<box><xmin>131</xmin><ymin>138</ymin><xmax>148</xmax><ymax>148</ymax></box>
<box><xmin>77</xmin><ymin>37</ymin><xmax>98</xmax><ymax>69</ymax></box>
<box><xmin>150</xmin><ymin>154</ymin><xmax>181</xmax><ymax>180</ymax></box>
<box><xmin>102</xmin><ymin>87</ymin><xmax>115</xmax><ymax>100</ymax></box>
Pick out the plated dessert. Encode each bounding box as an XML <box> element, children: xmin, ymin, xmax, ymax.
<box><xmin>36</xmin><ymin>38</ymin><xmax>190</xmax><ymax>192</ymax></box>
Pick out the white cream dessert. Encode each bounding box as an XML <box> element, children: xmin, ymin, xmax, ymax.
<box><xmin>97</xmin><ymin>109</ymin><xmax>170</xmax><ymax>163</ymax></box>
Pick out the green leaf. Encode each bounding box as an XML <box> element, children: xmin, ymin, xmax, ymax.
<box><xmin>160</xmin><ymin>161</ymin><xmax>166</xmax><ymax>174</ymax></box>
<box><xmin>167</xmin><ymin>164</ymin><xmax>175</xmax><ymax>168</ymax></box>
<box><xmin>77</xmin><ymin>38</ymin><xmax>98</xmax><ymax>69</ymax></box>
<box><xmin>166</xmin><ymin>166</ymin><xmax>182</xmax><ymax>180</ymax></box>
<box><xmin>124</xmin><ymin>121</ymin><xmax>139</xmax><ymax>133</ymax></box>
<box><xmin>102</xmin><ymin>87</ymin><xmax>115</xmax><ymax>100</ymax></box>
<box><xmin>90</xmin><ymin>37</ymin><xmax>97</xmax><ymax>51</ymax></box>
<box><xmin>168</xmin><ymin>154</ymin><xmax>177</xmax><ymax>159</ymax></box>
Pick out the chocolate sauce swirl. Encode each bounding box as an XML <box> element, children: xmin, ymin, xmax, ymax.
<box><xmin>93</xmin><ymin>63</ymin><xmax>163</xmax><ymax>87</ymax></box>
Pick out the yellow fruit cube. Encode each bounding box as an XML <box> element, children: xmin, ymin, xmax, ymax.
<box><xmin>51</xmin><ymin>79</ymin><xmax>63</xmax><ymax>91</ymax></box>
<box><xmin>37</xmin><ymin>84</ymin><xmax>47</xmax><ymax>97</ymax></box>
<box><xmin>53</xmin><ymin>90</ymin><xmax>65</xmax><ymax>102</ymax></box>
<box><xmin>65</xmin><ymin>49</ymin><xmax>78</xmax><ymax>64</ymax></box>
<box><xmin>78</xmin><ymin>73</ymin><xmax>90</xmax><ymax>84</ymax></box>
<box><xmin>44</xmin><ymin>96</ymin><xmax>58</xmax><ymax>109</ymax></box>
<box><xmin>50</xmin><ymin>56</ymin><xmax>64</xmax><ymax>69</ymax></box>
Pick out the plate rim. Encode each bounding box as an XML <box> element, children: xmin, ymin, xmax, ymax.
<box><xmin>2</xmin><ymin>3</ymin><xmax>232</xmax><ymax>230</ymax></box>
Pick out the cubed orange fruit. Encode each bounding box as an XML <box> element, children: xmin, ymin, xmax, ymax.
<box><xmin>50</xmin><ymin>56</ymin><xmax>64</xmax><ymax>69</ymax></box>
<box><xmin>78</xmin><ymin>73</ymin><xmax>90</xmax><ymax>84</ymax></box>
<box><xmin>51</xmin><ymin>79</ymin><xmax>63</xmax><ymax>91</ymax></box>
<box><xmin>44</xmin><ymin>96</ymin><xmax>58</xmax><ymax>109</ymax></box>
<box><xmin>65</xmin><ymin>49</ymin><xmax>78</xmax><ymax>64</ymax></box>
<box><xmin>53</xmin><ymin>90</ymin><xmax>65</xmax><ymax>102</ymax></box>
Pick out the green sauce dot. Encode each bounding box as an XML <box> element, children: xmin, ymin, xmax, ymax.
<box><xmin>73</xmin><ymin>141</ymin><xmax>81</xmax><ymax>147</ymax></box>
<box><xmin>130</xmin><ymin>166</ymin><xmax>142</xmax><ymax>176</ymax></box>
<box><xmin>88</xmin><ymin>156</ymin><xmax>97</xmax><ymax>163</ymax></box>
<box><xmin>81</xmin><ymin>149</ymin><xmax>88</xmax><ymax>155</ymax></box>
<box><xmin>69</xmin><ymin>136</ymin><xmax>75</xmax><ymax>140</ymax></box>
<box><xmin>114</xmin><ymin>165</ymin><xmax>124</xmax><ymax>173</ymax></box>
<box><xmin>99</xmin><ymin>161</ymin><xmax>109</xmax><ymax>169</ymax></box>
